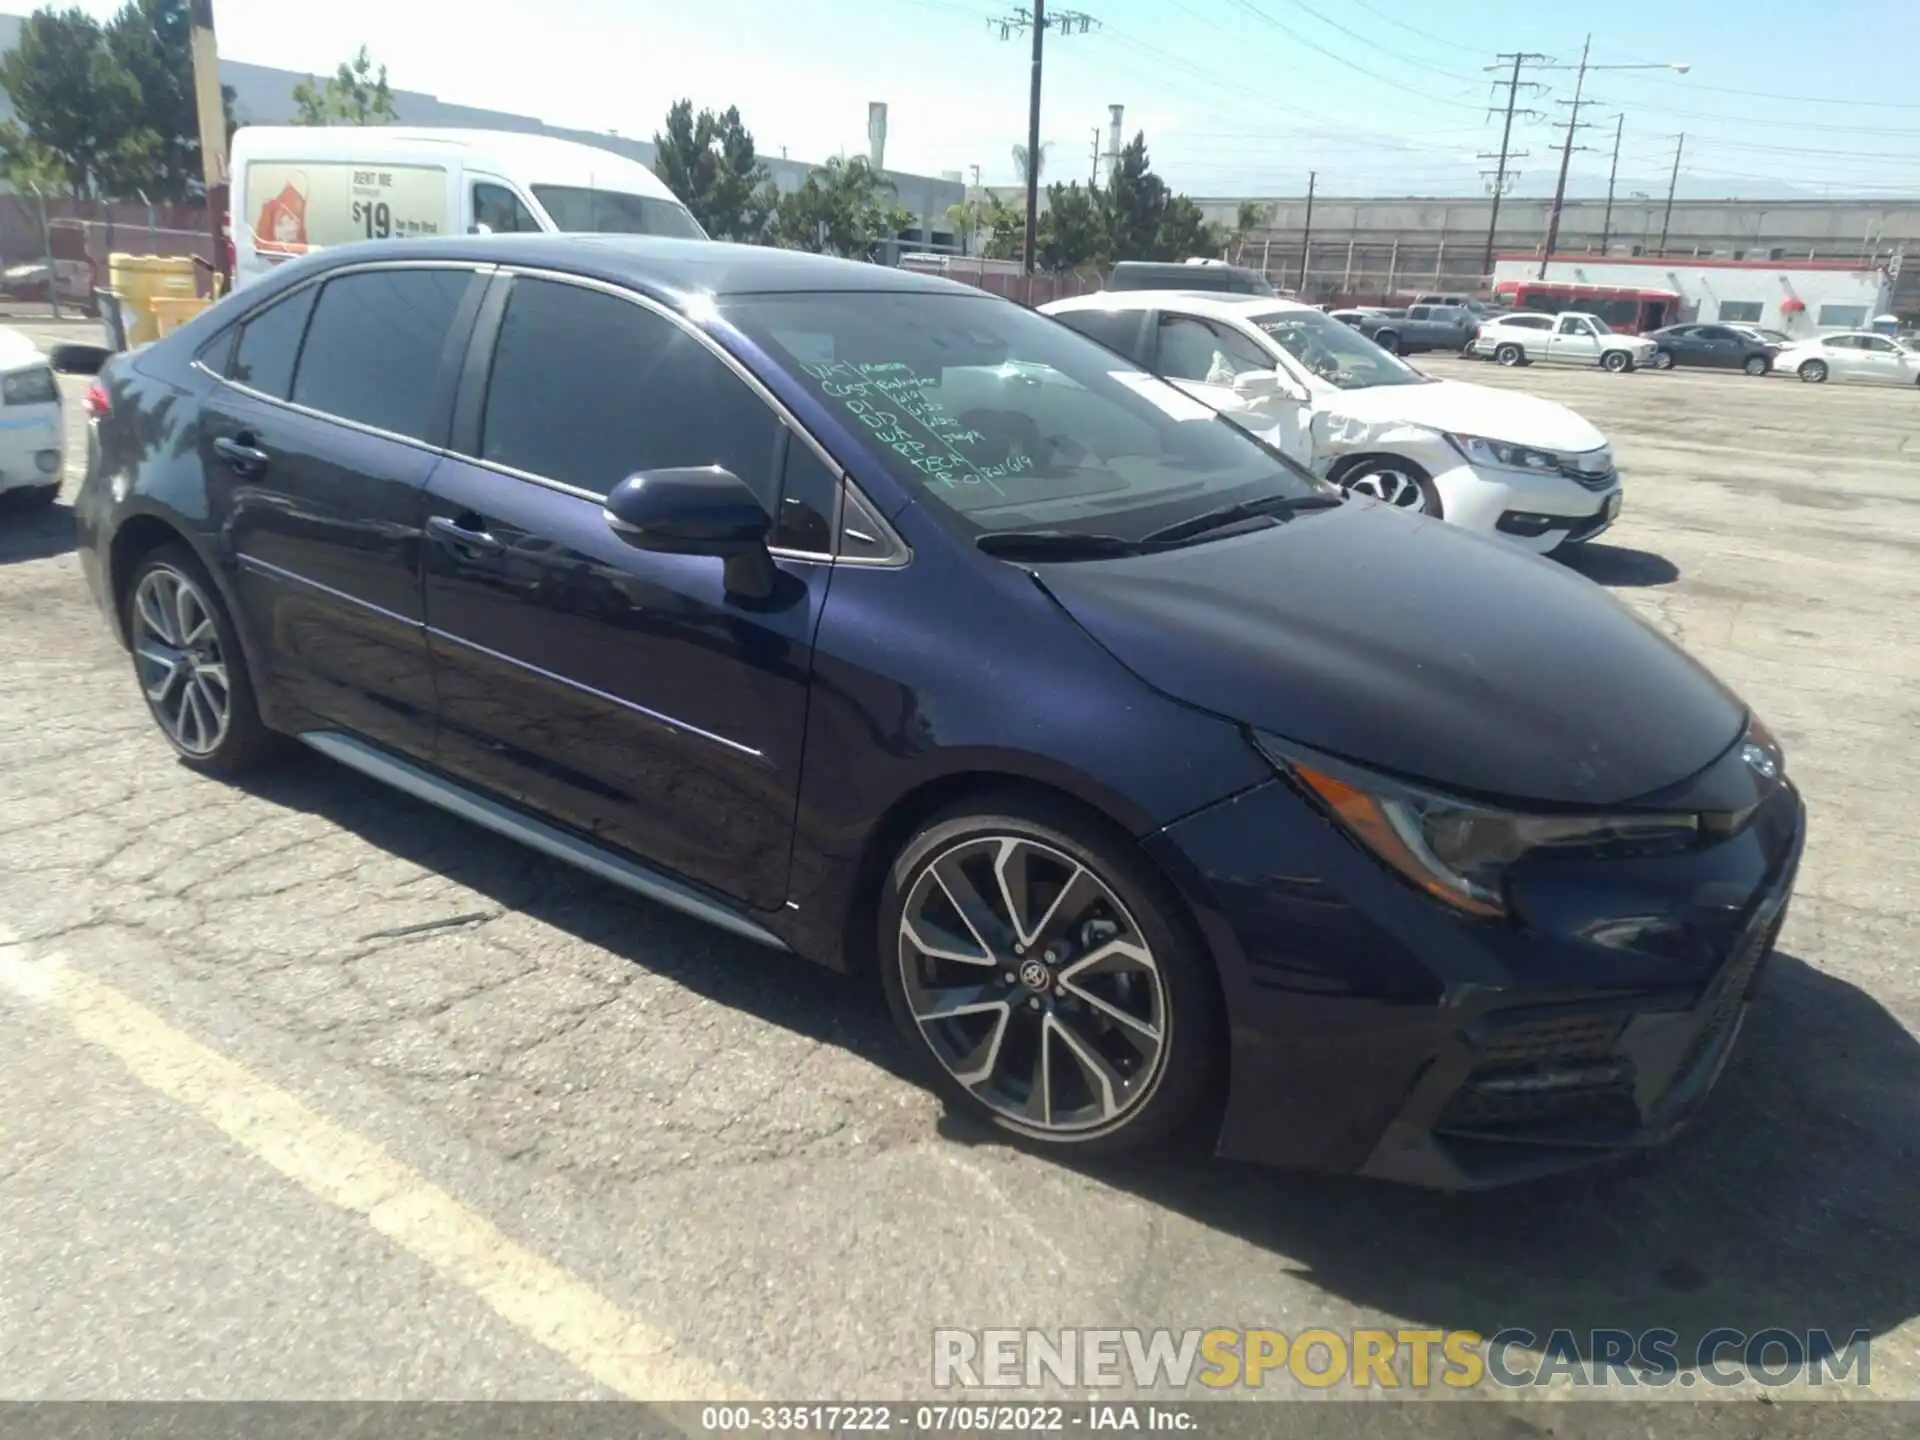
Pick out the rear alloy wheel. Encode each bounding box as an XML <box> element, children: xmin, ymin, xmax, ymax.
<box><xmin>1338</xmin><ymin>458</ymin><xmax>1440</xmax><ymax>515</ymax></box>
<box><xmin>881</xmin><ymin>800</ymin><xmax>1218</xmax><ymax>1153</ymax></box>
<box><xmin>126</xmin><ymin>546</ymin><xmax>280</xmax><ymax>775</ymax></box>
<box><xmin>1651</xmin><ymin>349</ymin><xmax>1676</xmax><ymax>371</ymax></box>
<box><xmin>1494</xmin><ymin>343</ymin><xmax>1526</xmax><ymax>366</ymax></box>
<box><xmin>1601</xmin><ymin>349</ymin><xmax>1633</xmax><ymax>373</ymax></box>
<box><xmin>1799</xmin><ymin>360</ymin><xmax>1828</xmax><ymax>384</ymax></box>
<box><xmin>1374</xmin><ymin>330</ymin><xmax>1401</xmax><ymax>355</ymax></box>
<box><xmin>1744</xmin><ymin>355</ymin><xmax>1769</xmax><ymax>377</ymax></box>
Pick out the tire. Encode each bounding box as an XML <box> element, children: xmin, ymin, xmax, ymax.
<box><xmin>879</xmin><ymin>794</ymin><xmax>1221</xmax><ymax>1155</ymax></box>
<box><xmin>1651</xmin><ymin>349</ymin><xmax>1676</xmax><ymax>371</ymax></box>
<box><xmin>124</xmin><ymin>544</ymin><xmax>281</xmax><ymax>776</ymax></box>
<box><xmin>1798</xmin><ymin>360</ymin><xmax>1828</xmax><ymax>383</ymax></box>
<box><xmin>1494</xmin><ymin>343</ymin><xmax>1526</xmax><ymax>367</ymax></box>
<box><xmin>1745</xmin><ymin>355</ymin><xmax>1769</xmax><ymax>377</ymax></box>
<box><xmin>1601</xmin><ymin>350</ymin><xmax>1633</xmax><ymax>373</ymax></box>
<box><xmin>1335</xmin><ymin>456</ymin><xmax>1442</xmax><ymax>516</ymax></box>
<box><xmin>1373</xmin><ymin>330</ymin><xmax>1400</xmax><ymax>355</ymax></box>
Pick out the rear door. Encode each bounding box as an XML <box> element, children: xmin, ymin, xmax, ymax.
<box><xmin>420</xmin><ymin>271</ymin><xmax>830</xmax><ymax>908</ymax></box>
<box><xmin>1548</xmin><ymin>314</ymin><xmax>1604</xmax><ymax>365</ymax></box>
<box><xmin>198</xmin><ymin>262</ymin><xmax>485</xmax><ymax>756</ymax></box>
<box><xmin>1854</xmin><ymin>334</ymin><xmax>1914</xmax><ymax>385</ymax></box>
<box><xmin>1820</xmin><ymin>335</ymin><xmax>1864</xmax><ymax>380</ymax></box>
<box><xmin>1693</xmin><ymin>325</ymin><xmax>1744</xmax><ymax>368</ymax></box>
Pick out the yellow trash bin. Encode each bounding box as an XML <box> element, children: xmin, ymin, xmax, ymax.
<box><xmin>151</xmin><ymin>294</ymin><xmax>212</xmax><ymax>336</ymax></box>
<box><xmin>107</xmin><ymin>253</ymin><xmax>202</xmax><ymax>346</ymax></box>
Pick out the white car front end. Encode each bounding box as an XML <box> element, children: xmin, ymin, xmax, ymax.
<box><xmin>1311</xmin><ymin>379</ymin><xmax>1622</xmax><ymax>553</ymax></box>
<box><xmin>0</xmin><ymin>336</ymin><xmax>64</xmax><ymax>502</ymax></box>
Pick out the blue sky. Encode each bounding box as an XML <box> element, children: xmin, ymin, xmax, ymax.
<box><xmin>65</xmin><ymin>0</ymin><xmax>1920</xmax><ymax>197</ymax></box>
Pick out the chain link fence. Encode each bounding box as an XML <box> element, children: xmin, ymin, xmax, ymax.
<box><xmin>0</xmin><ymin>195</ymin><xmax>215</xmax><ymax>320</ymax></box>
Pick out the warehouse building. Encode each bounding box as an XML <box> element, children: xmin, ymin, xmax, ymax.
<box><xmin>1490</xmin><ymin>254</ymin><xmax>1894</xmax><ymax>334</ymax></box>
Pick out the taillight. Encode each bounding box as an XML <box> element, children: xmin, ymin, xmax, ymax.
<box><xmin>85</xmin><ymin>382</ymin><xmax>109</xmax><ymax>419</ymax></box>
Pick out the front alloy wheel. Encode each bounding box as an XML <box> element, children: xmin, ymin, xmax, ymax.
<box><xmin>1340</xmin><ymin>460</ymin><xmax>1437</xmax><ymax>514</ymax></box>
<box><xmin>883</xmin><ymin>802</ymin><xmax>1217</xmax><ymax>1151</ymax></box>
<box><xmin>131</xmin><ymin>563</ymin><xmax>232</xmax><ymax>757</ymax></box>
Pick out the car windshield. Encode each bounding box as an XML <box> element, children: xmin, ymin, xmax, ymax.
<box><xmin>530</xmin><ymin>186</ymin><xmax>706</xmax><ymax>238</ymax></box>
<box><xmin>725</xmin><ymin>292</ymin><xmax>1323</xmax><ymax>542</ymax></box>
<box><xmin>1250</xmin><ymin>309</ymin><xmax>1430</xmax><ymax>390</ymax></box>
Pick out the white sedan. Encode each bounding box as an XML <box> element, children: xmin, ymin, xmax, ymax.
<box><xmin>1042</xmin><ymin>291</ymin><xmax>1624</xmax><ymax>554</ymax></box>
<box><xmin>0</xmin><ymin>326</ymin><xmax>65</xmax><ymax>508</ymax></box>
<box><xmin>1771</xmin><ymin>331</ymin><xmax>1920</xmax><ymax>386</ymax></box>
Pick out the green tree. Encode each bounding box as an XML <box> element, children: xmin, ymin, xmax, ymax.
<box><xmin>1156</xmin><ymin>194</ymin><xmax>1222</xmax><ymax>262</ymax></box>
<box><xmin>1038</xmin><ymin>181</ymin><xmax>1104</xmax><ymax>272</ymax></box>
<box><xmin>1012</xmin><ymin>141</ymin><xmax>1048</xmax><ymax>186</ymax></box>
<box><xmin>1100</xmin><ymin>132</ymin><xmax>1168</xmax><ymax>262</ymax></box>
<box><xmin>0</xmin><ymin>6</ymin><xmax>152</xmax><ymax>197</ymax></box>
<box><xmin>1230</xmin><ymin>200</ymin><xmax>1274</xmax><ymax>251</ymax></box>
<box><xmin>105</xmin><ymin>0</ymin><xmax>236</xmax><ymax>200</ymax></box>
<box><xmin>291</xmin><ymin>45</ymin><xmax>396</xmax><ymax>126</ymax></box>
<box><xmin>765</xmin><ymin>156</ymin><xmax>911</xmax><ymax>259</ymax></box>
<box><xmin>981</xmin><ymin>193</ymin><xmax>1025</xmax><ymax>259</ymax></box>
<box><xmin>652</xmin><ymin>100</ymin><xmax>773</xmax><ymax>242</ymax></box>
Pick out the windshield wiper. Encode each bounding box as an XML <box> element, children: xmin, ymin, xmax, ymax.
<box><xmin>975</xmin><ymin>530</ymin><xmax>1143</xmax><ymax>560</ymax></box>
<box><xmin>1140</xmin><ymin>491</ymin><xmax>1344</xmax><ymax>546</ymax></box>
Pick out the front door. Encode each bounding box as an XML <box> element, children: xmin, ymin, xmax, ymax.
<box><xmin>421</xmin><ymin>272</ymin><xmax>829</xmax><ymax>909</ymax></box>
<box><xmin>1854</xmin><ymin>334</ymin><xmax>1917</xmax><ymax>385</ymax></box>
<box><xmin>200</xmin><ymin>264</ymin><xmax>484</xmax><ymax>756</ymax></box>
<box><xmin>1150</xmin><ymin>311</ymin><xmax>1313</xmax><ymax>464</ymax></box>
<box><xmin>1547</xmin><ymin>314</ymin><xmax>1604</xmax><ymax>365</ymax></box>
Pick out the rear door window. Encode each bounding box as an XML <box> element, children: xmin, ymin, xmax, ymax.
<box><xmin>228</xmin><ymin>285</ymin><xmax>318</xmax><ymax>399</ymax></box>
<box><xmin>1051</xmin><ymin>308</ymin><xmax>1148</xmax><ymax>364</ymax></box>
<box><xmin>479</xmin><ymin>276</ymin><xmax>780</xmax><ymax>501</ymax></box>
<box><xmin>290</xmin><ymin>268</ymin><xmax>475</xmax><ymax>443</ymax></box>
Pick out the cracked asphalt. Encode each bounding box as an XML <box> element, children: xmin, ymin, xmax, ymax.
<box><xmin>0</xmin><ymin>321</ymin><xmax>1916</xmax><ymax>1425</ymax></box>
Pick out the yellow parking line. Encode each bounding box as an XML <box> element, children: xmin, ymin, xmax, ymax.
<box><xmin>0</xmin><ymin>934</ymin><xmax>739</xmax><ymax>1403</ymax></box>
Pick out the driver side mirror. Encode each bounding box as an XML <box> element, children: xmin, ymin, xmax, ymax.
<box><xmin>1231</xmin><ymin>368</ymin><xmax>1307</xmax><ymax>405</ymax></box>
<box><xmin>603</xmin><ymin>466</ymin><xmax>777</xmax><ymax>599</ymax></box>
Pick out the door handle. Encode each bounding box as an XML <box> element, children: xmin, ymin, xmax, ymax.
<box><xmin>426</xmin><ymin>512</ymin><xmax>506</xmax><ymax>557</ymax></box>
<box><xmin>213</xmin><ymin>433</ymin><xmax>270</xmax><ymax>478</ymax></box>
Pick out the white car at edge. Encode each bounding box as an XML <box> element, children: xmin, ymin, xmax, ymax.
<box><xmin>0</xmin><ymin>326</ymin><xmax>65</xmax><ymax>509</ymax></box>
<box><xmin>1768</xmin><ymin>330</ymin><xmax>1920</xmax><ymax>386</ymax></box>
<box><xmin>1041</xmin><ymin>290</ymin><xmax>1623</xmax><ymax>554</ymax></box>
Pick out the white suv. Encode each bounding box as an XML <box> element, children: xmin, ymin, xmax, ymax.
<box><xmin>1471</xmin><ymin>311</ymin><xmax>1659</xmax><ymax>373</ymax></box>
<box><xmin>1043</xmin><ymin>291</ymin><xmax>1623</xmax><ymax>553</ymax></box>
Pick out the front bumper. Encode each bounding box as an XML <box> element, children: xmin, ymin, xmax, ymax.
<box><xmin>0</xmin><ymin>412</ymin><xmax>63</xmax><ymax>494</ymax></box>
<box><xmin>1431</xmin><ymin>453</ymin><xmax>1622</xmax><ymax>554</ymax></box>
<box><xmin>1146</xmin><ymin>744</ymin><xmax>1805</xmax><ymax>1189</ymax></box>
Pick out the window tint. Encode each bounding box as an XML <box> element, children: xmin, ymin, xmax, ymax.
<box><xmin>1156</xmin><ymin>315</ymin><xmax>1270</xmax><ymax>384</ymax></box>
<box><xmin>1052</xmin><ymin>308</ymin><xmax>1144</xmax><ymax>361</ymax></box>
<box><xmin>291</xmin><ymin>269</ymin><xmax>473</xmax><ymax>442</ymax></box>
<box><xmin>1407</xmin><ymin>306</ymin><xmax>1430</xmax><ymax>320</ymax></box>
<box><xmin>773</xmin><ymin>437</ymin><xmax>838</xmax><ymax>553</ymax></box>
<box><xmin>481</xmin><ymin>277</ymin><xmax>780</xmax><ymax>500</ymax></box>
<box><xmin>229</xmin><ymin>285</ymin><xmax>317</xmax><ymax>399</ymax></box>
<box><xmin>473</xmin><ymin>182</ymin><xmax>541</xmax><ymax>234</ymax></box>
<box><xmin>1862</xmin><ymin>336</ymin><xmax>1899</xmax><ymax>352</ymax></box>
<box><xmin>530</xmin><ymin>186</ymin><xmax>705</xmax><ymax>239</ymax></box>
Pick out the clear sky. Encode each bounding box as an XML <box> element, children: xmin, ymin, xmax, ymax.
<box><xmin>63</xmin><ymin>0</ymin><xmax>1920</xmax><ymax>198</ymax></box>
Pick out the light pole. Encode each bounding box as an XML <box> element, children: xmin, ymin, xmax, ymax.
<box><xmin>1535</xmin><ymin>39</ymin><xmax>1688</xmax><ymax>278</ymax></box>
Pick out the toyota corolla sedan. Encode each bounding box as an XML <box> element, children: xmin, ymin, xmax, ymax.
<box><xmin>67</xmin><ymin>236</ymin><xmax>1802</xmax><ymax>1188</ymax></box>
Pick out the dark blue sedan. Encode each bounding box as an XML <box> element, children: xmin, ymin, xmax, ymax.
<box><xmin>66</xmin><ymin>236</ymin><xmax>1803</xmax><ymax>1187</ymax></box>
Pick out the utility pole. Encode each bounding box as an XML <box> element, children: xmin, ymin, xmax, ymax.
<box><xmin>1540</xmin><ymin>33</ymin><xmax>1593</xmax><ymax>279</ymax></box>
<box><xmin>1479</xmin><ymin>52</ymin><xmax>1547</xmax><ymax>279</ymax></box>
<box><xmin>1090</xmin><ymin>127</ymin><xmax>1101</xmax><ymax>188</ymax></box>
<box><xmin>995</xmin><ymin>3</ymin><xmax>1098</xmax><ymax>303</ymax></box>
<box><xmin>1600</xmin><ymin>113</ymin><xmax>1624</xmax><ymax>255</ymax></box>
<box><xmin>189</xmin><ymin>0</ymin><xmax>229</xmax><ymax>292</ymax></box>
<box><xmin>1659</xmin><ymin>132</ymin><xmax>1685</xmax><ymax>254</ymax></box>
<box><xmin>1299</xmin><ymin>171</ymin><xmax>1315</xmax><ymax>292</ymax></box>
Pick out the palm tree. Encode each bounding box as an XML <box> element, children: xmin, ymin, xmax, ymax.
<box><xmin>1012</xmin><ymin>142</ymin><xmax>1049</xmax><ymax>186</ymax></box>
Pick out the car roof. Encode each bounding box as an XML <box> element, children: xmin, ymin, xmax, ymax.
<box><xmin>238</xmin><ymin>234</ymin><xmax>978</xmax><ymax>300</ymax></box>
<box><xmin>1044</xmin><ymin>289</ymin><xmax>1315</xmax><ymax>321</ymax></box>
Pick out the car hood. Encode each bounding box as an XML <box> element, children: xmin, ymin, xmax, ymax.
<box><xmin>1033</xmin><ymin>502</ymin><xmax>1746</xmax><ymax>807</ymax></box>
<box><xmin>1314</xmin><ymin>377</ymin><xmax>1607</xmax><ymax>453</ymax></box>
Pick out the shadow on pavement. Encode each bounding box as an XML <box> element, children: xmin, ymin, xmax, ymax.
<box><xmin>236</xmin><ymin>750</ymin><xmax>1919</xmax><ymax>1377</ymax></box>
<box><xmin>1555</xmin><ymin>542</ymin><xmax>1680</xmax><ymax>588</ymax></box>
<box><xmin>0</xmin><ymin>496</ymin><xmax>75</xmax><ymax>564</ymax></box>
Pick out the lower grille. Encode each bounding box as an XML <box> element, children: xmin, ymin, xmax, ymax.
<box><xmin>1438</xmin><ymin>1012</ymin><xmax>1634</xmax><ymax>1134</ymax></box>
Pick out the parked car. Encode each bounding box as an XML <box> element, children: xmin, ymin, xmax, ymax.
<box><xmin>1107</xmin><ymin>258</ymin><xmax>1276</xmax><ymax>296</ymax></box>
<box><xmin>1769</xmin><ymin>330</ymin><xmax>1920</xmax><ymax>385</ymax></box>
<box><xmin>1645</xmin><ymin>323</ymin><xmax>1779</xmax><ymax>376</ymax></box>
<box><xmin>228</xmin><ymin>125</ymin><xmax>707</xmax><ymax>289</ymax></box>
<box><xmin>0</xmin><ymin>327</ymin><xmax>64</xmax><ymax>509</ymax></box>
<box><xmin>1371</xmin><ymin>303</ymin><xmax>1478</xmax><ymax>356</ymax></box>
<box><xmin>66</xmin><ymin>236</ymin><xmax>1803</xmax><ymax>1189</ymax></box>
<box><xmin>1411</xmin><ymin>292</ymin><xmax>1490</xmax><ymax>316</ymax></box>
<box><xmin>1728</xmin><ymin>324</ymin><xmax>1793</xmax><ymax>347</ymax></box>
<box><xmin>1471</xmin><ymin>311</ymin><xmax>1658</xmax><ymax>372</ymax></box>
<box><xmin>1043</xmin><ymin>290</ymin><xmax>1623</xmax><ymax>553</ymax></box>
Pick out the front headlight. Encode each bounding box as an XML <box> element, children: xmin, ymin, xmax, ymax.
<box><xmin>2</xmin><ymin>367</ymin><xmax>58</xmax><ymax>406</ymax></box>
<box><xmin>1445</xmin><ymin>434</ymin><xmax>1562</xmax><ymax>474</ymax></box>
<box><xmin>1254</xmin><ymin>733</ymin><xmax>1700</xmax><ymax>918</ymax></box>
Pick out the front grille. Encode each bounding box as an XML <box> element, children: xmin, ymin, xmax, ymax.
<box><xmin>1437</xmin><ymin>1012</ymin><xmax>1635</xmax><ymax>1134</ymax></box>
<box><xmin>1559</xmin><ymin>454</ymin><xmax>1616</xmax><ymax>490</ymax></box>
<box><xmin>1442</xmin><ymin>1079</ymin><xmax>1640</xmax><ymax>1130</ymax></box>
<box><xmin>1479</xmin><ymin>1012</ymin><xmax>1625</xmax><ymax>1068</ymax></box>
<box><xmin>1673</xmin><ymin>937</ymin><xmax>1769</xmax><ymax>1081</ymax></box>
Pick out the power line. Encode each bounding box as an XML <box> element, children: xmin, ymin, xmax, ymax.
<box><xmin>994</xmin><ymin>2</ymin><xmax>1099</xmax><ymax>296</ymax></box>
<box><xmin>1224</xmin><ymin>0</ymin><xmax>1491</xmax><ymax>109</ymax></box>
<box><xmin>1264</xmin><ymin>0</ymin><xmax>1489</xmax><ymax>83</ymax></box>
<box><xmin>1339</xmin><ymin>0</ymin><xmax>1492</xmax><ymax>55</ymax></box>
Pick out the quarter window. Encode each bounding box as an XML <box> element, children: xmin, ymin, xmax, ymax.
<box><xmin>773</xmin><ymin>437</ymin><xmax>839</xmax><ymax>554</ymax></box>
<box><xmin>228</xmin><ymin>285</ymin><xmax>317</xmax><ymax>400</ymax></box>
<box><xmin>290</xmin><ymin>268</ymin><xmax>474</xmax><ymax>443</ymax></box>
<box><xmin>480</xmin><ymin>277</ymin><xmax>781</xmax><ymax>501</ymax></box>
